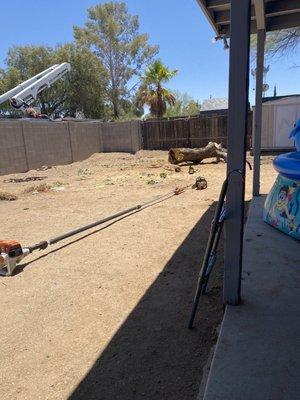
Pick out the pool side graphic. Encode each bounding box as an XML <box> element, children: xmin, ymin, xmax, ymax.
<box><xmin>264</xmin><ymin>120</ymin><xmax>300</xmax><ymax>240</ymax></box>
<box><xmin>263</xmin><ymin>174</ymin><xmax>300</xmax><ymax>240</ymax></box>
<box><xmin>289</xmin><ymin>118</ymin><xmax>300</xmax><ymax>152</ymax></box>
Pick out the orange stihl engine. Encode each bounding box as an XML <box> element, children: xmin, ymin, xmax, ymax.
<box><xmin>0</xmin><ymin>240</ymin><xmax>29</xmax><ymax>276</ymax></box>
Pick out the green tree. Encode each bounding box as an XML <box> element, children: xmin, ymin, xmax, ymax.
<box><xmin>0</xmin><ymin>66</ymin><xmax>23</xmax><ymax>117</ymax></box>
<box><xmin>6</xmin><ymin>45</ymin><xmax>53</xmax><ymax>77</ymax></box>
<box><xmin>0</xmin><ymin>44</ymin><xmax>108</xmax><ymax>118</ymax></box>
<box><xmin>54</xmin><ymin>44</ymin><xmax>108</xmax><ymax>118</ymax></box>
<box><xmin>74</xmin><ymin>2</ymin><xmax>158</xmax><ymax>119</ymax></box>
<box><xmin>1</xmin><ymin>46</ymin><xmax>53</xmax><ymax>117</ymax></box>
<box><xmin>116</xmin><ymin>98</ymin><xmax>144</xmax><ymax>120</ymax></box>
<box><xmin>164</xmin><ymin>91</ymin><xmax>200</xmax><ymax>117</ymax></box>
<box><xmin>137</xmin><ymin>60</ymin><xmax>177</xmax><ymax>119</ymax></box>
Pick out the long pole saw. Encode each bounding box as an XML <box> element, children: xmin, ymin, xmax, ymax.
<box><xmin>0</xmin><ymin>186</ymin><xmax>187</xmax><ymax>276</ymax></box>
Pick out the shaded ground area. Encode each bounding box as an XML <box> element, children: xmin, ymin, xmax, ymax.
<box><xmin>0</xmin><ymin>151</ymin><xmax>276</xmax><ymax>399</ymax></box>
<box><xmin>69</xmin><ymin>202</ymin><xmax>222</xmax><ymax>400</ymax></box>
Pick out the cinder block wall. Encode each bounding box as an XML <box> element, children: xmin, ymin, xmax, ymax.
<box><xmin>0</xmin><ymin>119</ymin><xmax>142</xmax><ymax>175</ymax></box>
<box><xmin>0</xmin><ymin>120</ymin><xmax>28</xmax><ymax>175</ymax></box>
<box><xmin>68</xmin><ymin>121</ymin><xmax>102</xmax><ymax>162</ymax></box>
<box><xmin>22</xmin><ymin>120</ymin><xmax>72</xmax><ymax>170</ymax></box>
<box><xmin>101</xmin><ymin>120</ymin><xmax>141</xmax><ymax>153</ymax></box>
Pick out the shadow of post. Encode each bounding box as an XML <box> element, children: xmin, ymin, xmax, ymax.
<box><xmin>69</xmin><ymin>202</ymin><xmax>224</xmax><ymax>400</ymax></box>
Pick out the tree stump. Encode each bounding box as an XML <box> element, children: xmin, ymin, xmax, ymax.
<box><xmin>168</xmin><ymin>142</ymin><xmax>227</xmax><ymax>164</ymax></box>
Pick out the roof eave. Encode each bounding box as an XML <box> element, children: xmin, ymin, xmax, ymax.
<box><xmin>196</xmin><ymin>0</ymin><xmax>219</xmax><ymax>36</ymax></box>
<box><xmin>197</xmin><ymin>0</ymin><xmax>300</xmax><ymax>37</ymax></box>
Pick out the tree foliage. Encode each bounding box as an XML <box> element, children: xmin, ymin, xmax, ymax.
<box><xmin>54</xmin><ymin>44</ymin><xmax>108</xmax><ymax>118</ymax></box>
<box><xmin>74</xmin><ymin>2</ymin><xmax>158</xmax><ymax>119</ymax></box>
<box><xmin>0</xmin><ymin>66</ymin><xmax>23</xmax><ymax>117</ymax></box>
<box><xmin>0</xmin><ymin>44</ymin><xmax>108</xmax><ymax>118</ymax></box>
<box><xmin>164</xmin><ymin>91</ymin><xmax>200</xmax><ymax>117</ymax></box>
<box><xmin>137</xmin><ymin>60</ymin><xmax>177</xmax><ymax>119</ymax></box>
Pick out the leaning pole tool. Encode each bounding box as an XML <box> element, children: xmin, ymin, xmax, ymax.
<box><xmin>0</xmin><ymin>187</ymin><xmax>186</xmax><ymax>276</ymax></box>
<box><xmin>188</xmin><ymin>170</ymin><xmax>244</xmax><ymax>329</ymax></box>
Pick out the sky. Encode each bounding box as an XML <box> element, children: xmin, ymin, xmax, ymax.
<box><xmin>1</xmin><ymin>0</ymin><xmax>300</xmax><ymax>106</ymax></box>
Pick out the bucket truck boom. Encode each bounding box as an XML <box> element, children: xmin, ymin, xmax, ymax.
<box><xmin>0</xmin><ymin>62</ymin><xmax>71</xmax><ymax>111</ymax></box>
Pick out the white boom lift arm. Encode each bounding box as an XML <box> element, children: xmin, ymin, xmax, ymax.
<box><xmin>0</xmin><ymin>62</ymin><xmax>71</xmax><ymax>110</ymax></box>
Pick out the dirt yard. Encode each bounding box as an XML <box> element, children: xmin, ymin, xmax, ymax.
<box><xmin>0</xmin><ymin>151</ymin><xmax>276</xmax><ymax>400</ymax></box>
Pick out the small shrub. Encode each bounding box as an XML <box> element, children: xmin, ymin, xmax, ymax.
<box><xmin>147</xmin><ymin>179</ymin><xmax>157</xmax><ymax>185</ymax></box>
<box><xmin>51</xmin><ymin>181</ymin><xmax>67</xmax><ymax>192</ymax></box>
<box><xmin>52</xmin><ymin>181</ymin><xmax>65</xmax><ymax>187</ymax></box>
<box><xmin>24</xmin><ymin>183</ymin><xmax>51</xmax><ymax>194</ymax></box>
<box><xmin>77</xmin><ymin>168</ymin><xmax>93</xmax><ymax>178</ymax></box>
<box><xmin>0</xmin><ymin>191</ymin><xmax>17</xmax><ymax>201</ymax></box>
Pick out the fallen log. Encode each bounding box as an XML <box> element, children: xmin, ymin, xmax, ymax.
<box><xmin>168</xmin><ymin>142</ymin><xmax>227</xmax><ymax>164</ymax></box>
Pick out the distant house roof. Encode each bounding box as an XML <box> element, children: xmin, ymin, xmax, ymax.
<box><xmin>201</xmin><ymin>98</ymin><xmax>228</xmax><ymax>111</ymax></box>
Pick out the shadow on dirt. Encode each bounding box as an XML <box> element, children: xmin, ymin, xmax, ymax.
<box><xmin>68</xmin><ymin>201</ymin><xmax>225</xmax><ymax>400</ymax></box>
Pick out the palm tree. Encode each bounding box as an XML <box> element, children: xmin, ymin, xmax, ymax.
<box><xmin>138</xmin><ymin>60</ymin><xmax>177</xmax><ymax>119</ymax></box>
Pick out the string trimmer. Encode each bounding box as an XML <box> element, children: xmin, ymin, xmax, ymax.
<box><xmin>0</xmin><ymin>186</ymin><xmax>187</xmax><ymax>276</ymax></box>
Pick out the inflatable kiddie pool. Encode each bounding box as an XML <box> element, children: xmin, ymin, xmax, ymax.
<box><xmin>273</xmin><ymin>152</ymin><xmax>300</xmax><ymax>180</ymax></box>
<box><xmin>263</xmin><ymin>121</ymin><xmax>300</xmax><ymax>240</ymax></box>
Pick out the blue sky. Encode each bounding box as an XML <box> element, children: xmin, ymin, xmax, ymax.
<box><xmin>1</xmin><ymin>0</ymin><xmax>299</xmax><ymax>105</ymax></box>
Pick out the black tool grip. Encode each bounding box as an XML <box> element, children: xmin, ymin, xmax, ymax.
<box><xmin>28</xmin><ymin>241</ymin><xmax>48</xmax><ymax>253</ymax></box>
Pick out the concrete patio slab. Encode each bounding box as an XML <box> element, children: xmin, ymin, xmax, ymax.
<box><xmin>203</xmin><ymin>195</ymin><xmax>300</xmax><ymax>400</ymax></box>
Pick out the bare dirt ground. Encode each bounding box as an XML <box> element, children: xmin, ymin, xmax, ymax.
<box><xmin>0</xmin><ymin>151</ymin><xmax>276</xmax><ymax>400</ymax></box>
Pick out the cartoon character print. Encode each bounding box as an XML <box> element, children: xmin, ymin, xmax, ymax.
<box><xmin>268</xmin><ymin>184</ymin><xmax>296</xmax><ymax>231</ymax></box>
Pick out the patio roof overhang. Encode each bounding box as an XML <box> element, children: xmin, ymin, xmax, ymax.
<box><xmin>196</xmin><ymin>0</ymin><xmax>300</xmax><ymax>37</ymax></box>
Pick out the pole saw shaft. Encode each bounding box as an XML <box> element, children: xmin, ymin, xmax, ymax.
<box><xmin>1</xmin><ymin>186</ymin><xmax>188</xmax><ymax>276</ymax></box>
<box><xmin>28</xmin><ymin>204</ymin><xmax>142</xmax><ymax>252</ymax></box>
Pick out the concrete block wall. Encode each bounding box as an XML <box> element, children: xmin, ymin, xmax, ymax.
<box><xmin>102</xmin><ymin>120</ymin><xmax>142</xmax><ymax>153</ymax></box>
<box><xmin>0</xmin><ymin>120</ymin><xmax>28</xmax><ymax>175</ymax></box>
<box><xmin>130</xmin><ymin>120</ymin><xmax>142</xmax><ymax>153</ymax></box>
<box><xmin>0</xmin><ymin>119</ymin><xmax>142</xmax><ymax>175</ymax></box>
<box><xmin>69</xmin><ymin>121</ymin><xmax>102</xmax><ymax>162</ymax></box>
<box><xmin>22</xmin><ymin>120</ymin><xmax>72</xmax><ymax>170</ymax></box>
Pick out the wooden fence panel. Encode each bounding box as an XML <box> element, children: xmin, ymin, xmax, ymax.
<box><xmin>141</xmin><ymin>112</ymin><xmax>253</xmax><ymax>150</ymax></box>
<box><xmin>142</xmin><ymin>118</ymin><xmax>191</xmax><ymax>150</ymax></box>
